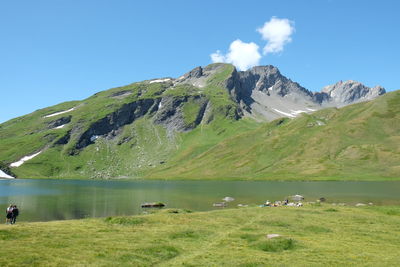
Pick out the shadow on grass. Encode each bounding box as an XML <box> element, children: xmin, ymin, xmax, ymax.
<box><xmin>239</xmin><ymin>233</ymin><xmax>298</xmax><ymax>253</ymax></box>
<box><xmin>259</xmin><ymin>220</ymin><xmax>291</xmax><ymax>227</ymax></box>
<box><xmin>240</xmin><ymin>234</ymin><xmax>260</xmax><ymax>242</ymax></box>
<box><xmin>104</xmin><ymin>216</ymin><xmax>146</xmax><ymax>226</ymax></box>
<box><xmin>116</xmin><ymin>245</ymin><xmax>180</xmax><ymax>265</ymax></box>
<box><xmin>324</xmin><ymin>208</ymin><xmax>339</xmax><ymax>212</ymax></box>
<box><xmin>239</xmin><ymin>263</ymin><xmax>266</xmax><ymax>267</ymax></box>
<box><xmin>138</xmin><ymin>245</ymin><xmax>180</xmax><ymax>261</ymax></box>
<box><xmin>254</xmin><ymin>237</ymin><xmax>296</xmax><ymax>252</ymax></box>
<box><xmin>169</xmin><ymin>230</ymin><xmax>200</xmax><ymax>239</ymax></box>
<box><xmin>0</xmin><ymin>229</ymin><xmax>27</xmax><ymax>240</ymax></box>
<box><xmin>303</xmin><ymin>225</ymin><xmax>332</xmax><ymax>233</ymax></box>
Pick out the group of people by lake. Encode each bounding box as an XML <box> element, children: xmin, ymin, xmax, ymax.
<box><xmin>5</xmin><ymin>204</ymin><xmax>19</xmax><ymax>224</ymax></box>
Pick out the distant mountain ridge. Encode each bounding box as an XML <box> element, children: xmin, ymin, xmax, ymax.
<box><xmin>0</xmin><ymin>63</ymin><xmax>396</xmax><ymax>180</ymax></box>
<box><xmin>152</xmin><ymin>64</ymin><xmax>386</xmax><ymax>121</ymax></box>
<box><xmin>320</xmin><ymin>80</ymin><xmax>386</xmax><ymax>106</ymax></box>
<box><xmin>220</xmin><ymin>65</ymin><xmax>384</xmax><ymax>121</ymax></box>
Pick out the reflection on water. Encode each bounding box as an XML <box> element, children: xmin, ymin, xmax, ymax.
<box><xmin>0</xmin><ymin>179</ymin><xmax>399</xmax><ymax>222</ymax></box>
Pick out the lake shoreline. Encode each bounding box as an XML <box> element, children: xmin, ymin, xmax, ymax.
<box><xmin>4</xmin><ymin>175</ymin><xmax>400</xmax><ymax>182</ymax></box>
<box><xmin>2</xmin><ymin>179</ymin><xmax>400</xmax><ymax>222</ymax></box>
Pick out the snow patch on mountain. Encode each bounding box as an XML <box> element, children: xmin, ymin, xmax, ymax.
<box><xmin>149</xmin><ymin>78</ymin><xmax>171</xmax><ymax>84</ymax></box>
<box><xmin>44</xmin><ymin>108</ymin><xmax>75</xmax><ymax>118</ymax></box>
<box><xmin>54</xmin><ymin>124</ymin><xmax>67</xmax><ymax>129</ymax></box>
<box><xmin>10</xmin><ymin>151</ymin><xmax>43</xmax><ymax>167</ymax></box>
<box><xmin>0</xmin><ymin>170</ymin><xmax>14</xmax><ymax>179</ymax></box>
<box><xmin>273</xmin><ymin>108</ymin><xmax>296</xmax><ymax>118</ymax></box>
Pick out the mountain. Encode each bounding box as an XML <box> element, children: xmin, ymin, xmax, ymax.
<box><xmin>150</xmin><ymin>90</ymin><xmax>400</xmax><ymax>180</ymax></box>
<box><xmin>319</xmin><ymin>80</ymin><xmax>386</xmax><ymax>106</ymax></box>
<box><xmin>0</xmin><ymin>63</ymin><xmax>397</xmax><ymax>180</ymax></box>
<box><xmin>226</xmin><ymin>65</ymin><xmax>385</xmax><ymax>121</ymax></box>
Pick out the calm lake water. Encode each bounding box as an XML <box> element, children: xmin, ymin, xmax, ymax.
<box><xmin>1</xmin><ymin>179</ymin><xmax>400</xmax><ymax>222</ymax></box>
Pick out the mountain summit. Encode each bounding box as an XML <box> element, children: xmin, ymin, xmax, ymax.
<box><xmin>0</xmin><ymin>63</ymin><xmax>395</xmax><ymax>180</ymax></box>
<box><xmin>179</xmin><ymin>64</ymin><xmax>386</xmax><ymax>121</ymax></box>
<box><xmin>320</xmin><ymin>80</ymin><xmax>386</xmax><ymax>106</ymax></box>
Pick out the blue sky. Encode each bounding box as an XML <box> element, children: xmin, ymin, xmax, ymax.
<box><xmin>1</xmin><ymin>0</ymin><xmax>399</xmax><ymax>123</ymax></box>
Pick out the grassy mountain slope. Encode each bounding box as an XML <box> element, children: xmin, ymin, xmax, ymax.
<box><xmin>0</xmin><ymin>64</ymin><xmax>256</xmax><ymax>179</ymax></box>
<box><xmin>148</xmin><ymin>90</ymin><xmax>400</xmax><ymax>180</ymax></box>
<box><xmin>0</xmin><ymin>63</ymin><xmax>399</xmax><ymax>180</ymax></box>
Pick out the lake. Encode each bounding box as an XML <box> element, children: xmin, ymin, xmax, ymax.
<box><xmin>1</xmin><ymin>179</ymin><xmax>400</xmax><ymax>222</ymax></box>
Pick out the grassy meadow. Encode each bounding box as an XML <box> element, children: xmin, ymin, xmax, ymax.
<box><xmin>1</xmin><ymin>204</ymin><xmax>399</xmax><ymax>266</ymax></box>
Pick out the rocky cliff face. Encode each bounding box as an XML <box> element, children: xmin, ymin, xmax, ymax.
<box><xmin>153</xmin><ymin>95</ymin><xmax>209</xmax><ymax>133</ymax></box>
<box><xmin>220</xmin><ymin>65</ymin><xmax>386</xmax><ymax>121</ymax></box>
<box><xmin>75</xmin><ymin>98</ymin><xmax>159</xmax><ymax>150</ymax></box>
<box><xmin>154</xmin><ymin>64</ymin><xmax>386</xmax><ymax>121</ymax></box>
<box><xmin>236</xmin><ymin>66</ymin><xmax>313</xmax><ymax>98</ymax></box>
<box><xmin>320</xmin><ymin>80</ymin><xmax>386</xmax><ymax>106</ymax></box>
<box><xmin>223</xmin><ymin>66</ymin><xmax>317</xmax><ymax>120</ymax></box>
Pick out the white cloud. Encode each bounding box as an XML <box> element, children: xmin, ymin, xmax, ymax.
<box><xmin>210</xmin><ymin>39</ymin><xmax>261</xmax><ymax>71</ymax></box>
<box><xmin>210</xmin><ymin>17</ymin><xmax>294</xmax><ymax>70</ymax></box>
<box><xmin>210</xmin><ymin>50</ymin><xmax>226</xmax><ymax>63</ymax></box>
<box><xmin>257</xmin><ymin>17</ymin><xmax>295</xmax><ymax>55</ymax></box>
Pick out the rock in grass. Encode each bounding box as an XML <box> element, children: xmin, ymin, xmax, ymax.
<box><xmin>290</xmin><ymin>195</ymin><xmax>304</xmax><ymax>201</ymax></box>
<box><xmin>213</xmin><ymin>202</ymin><xmax>227</xmax><ymax>207</ymax></box>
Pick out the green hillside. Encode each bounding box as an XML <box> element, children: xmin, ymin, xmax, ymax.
<box><xmin>149</xmin><ymin>90</ymin><xmax>400</xmax><ymax>180</ymax></box>
<box><xmin>0</xmin><ymin>63</ymin><xmax>399</xmax><ymax>180</ymax></box>
<box><xmin>0</xmin><ymin>64</ymin><xmax>253</xmax><ymax>179</ymax></box>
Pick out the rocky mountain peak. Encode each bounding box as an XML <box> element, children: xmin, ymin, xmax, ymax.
<box><xmin>321</xmin><ymin>80</ymin><xmax>386</xmax><ymax>106</ymax></box>
<box><xmin>222</xmin><ymin>64</ymin><xmax>386</xmax><ymax>121</ymax></box>
<box><xmin>183</xmin><ymin>66</ymin><xmax>203</xmax><ymax>79</ymax></box>
<box><xmin>234</xmin><ymin>65</ymin><xmax>312</xmax><ymax>97</ymax></box>
<box><xmin>143</xmin><ymin>63</ymin><xmax>386</xmax><ymax>121</ymax></box>
<box><xmin>248</xmin><ymin>65</ymin><xmax>281</xmax><ymax>77</ymax></box>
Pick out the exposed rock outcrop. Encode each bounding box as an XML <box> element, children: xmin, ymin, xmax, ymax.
<box><xmin>54</xmin><ymin>131</ymin><xmax>71</xmax><ymax>145</ymax></box>
<box><xmin>226</xmin><ymin>66</ymin><xmax>314</xmax><ymax>106</ymax></box>
<box><xmin>184</xmin><ymin>66</ymin><xmax>203</xmax><ymax>79</ymax></box>
<box><xmin>223</xmin><ymin>66</ymin><xmax>319</xmax><ymax>121</ymax></box>
<box><xmin>47</xmin><ymin>116</ymin><xmax>71</xmax><ymax>129</ymax></box>
<box><xmin>153</xmin><ymin>95</ymin><xmax>209</xmax><ymax>133</ymax></box>
<box><xmin>222</xmin><ymin>65</ymin><xmax>386</xmax><ymax>121</ymax></box>
<box><xmin>75</xmin><ymin>99</ymin><xmax>158</xmax><ymax>149</ymax></box>
<box><xmin>109</xmin><ymin>90</ymin><xmax>133</xmax><ymax>99</ymax></box>
<box><xmin>176</xmin><ymin>64</ymin><xmax>226</xmax><ymax>88</ymax></box>
<box><xmin>74</xmin><ymin>94</ymin><xmax>211</xmax><ymax>150</ymax></box>
<box><xmin>319</xmin><ymin>80</ymin><xmax>386</xmax><ymax>106</ymax></box>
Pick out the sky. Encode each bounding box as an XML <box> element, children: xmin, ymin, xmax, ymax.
<box><xmin>1</xmin><ymin>0</ymin><xmax>399</xmax><ymax>123</ymax></box>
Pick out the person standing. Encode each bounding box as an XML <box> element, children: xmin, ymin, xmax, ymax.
<box><xmin>11</xmin><ymin>205</ymin><xmax>19</xmax><ymax>224</ymax></box>
<box><xmin>5</xmin><ymin>205</ymin><xmax>13</xmax><ymax>224</ymax></box>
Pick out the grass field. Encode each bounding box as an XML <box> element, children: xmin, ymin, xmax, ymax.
<box><xmin>1</xmin><ymin>204</ymin><xmax>399</xmax><ymax>266</ymax></box>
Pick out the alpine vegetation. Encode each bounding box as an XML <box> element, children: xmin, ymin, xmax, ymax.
<box><xmin>0</xmin><ymin>63</ymin><xmax>396</xmax><ymax>180</ymax></box>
